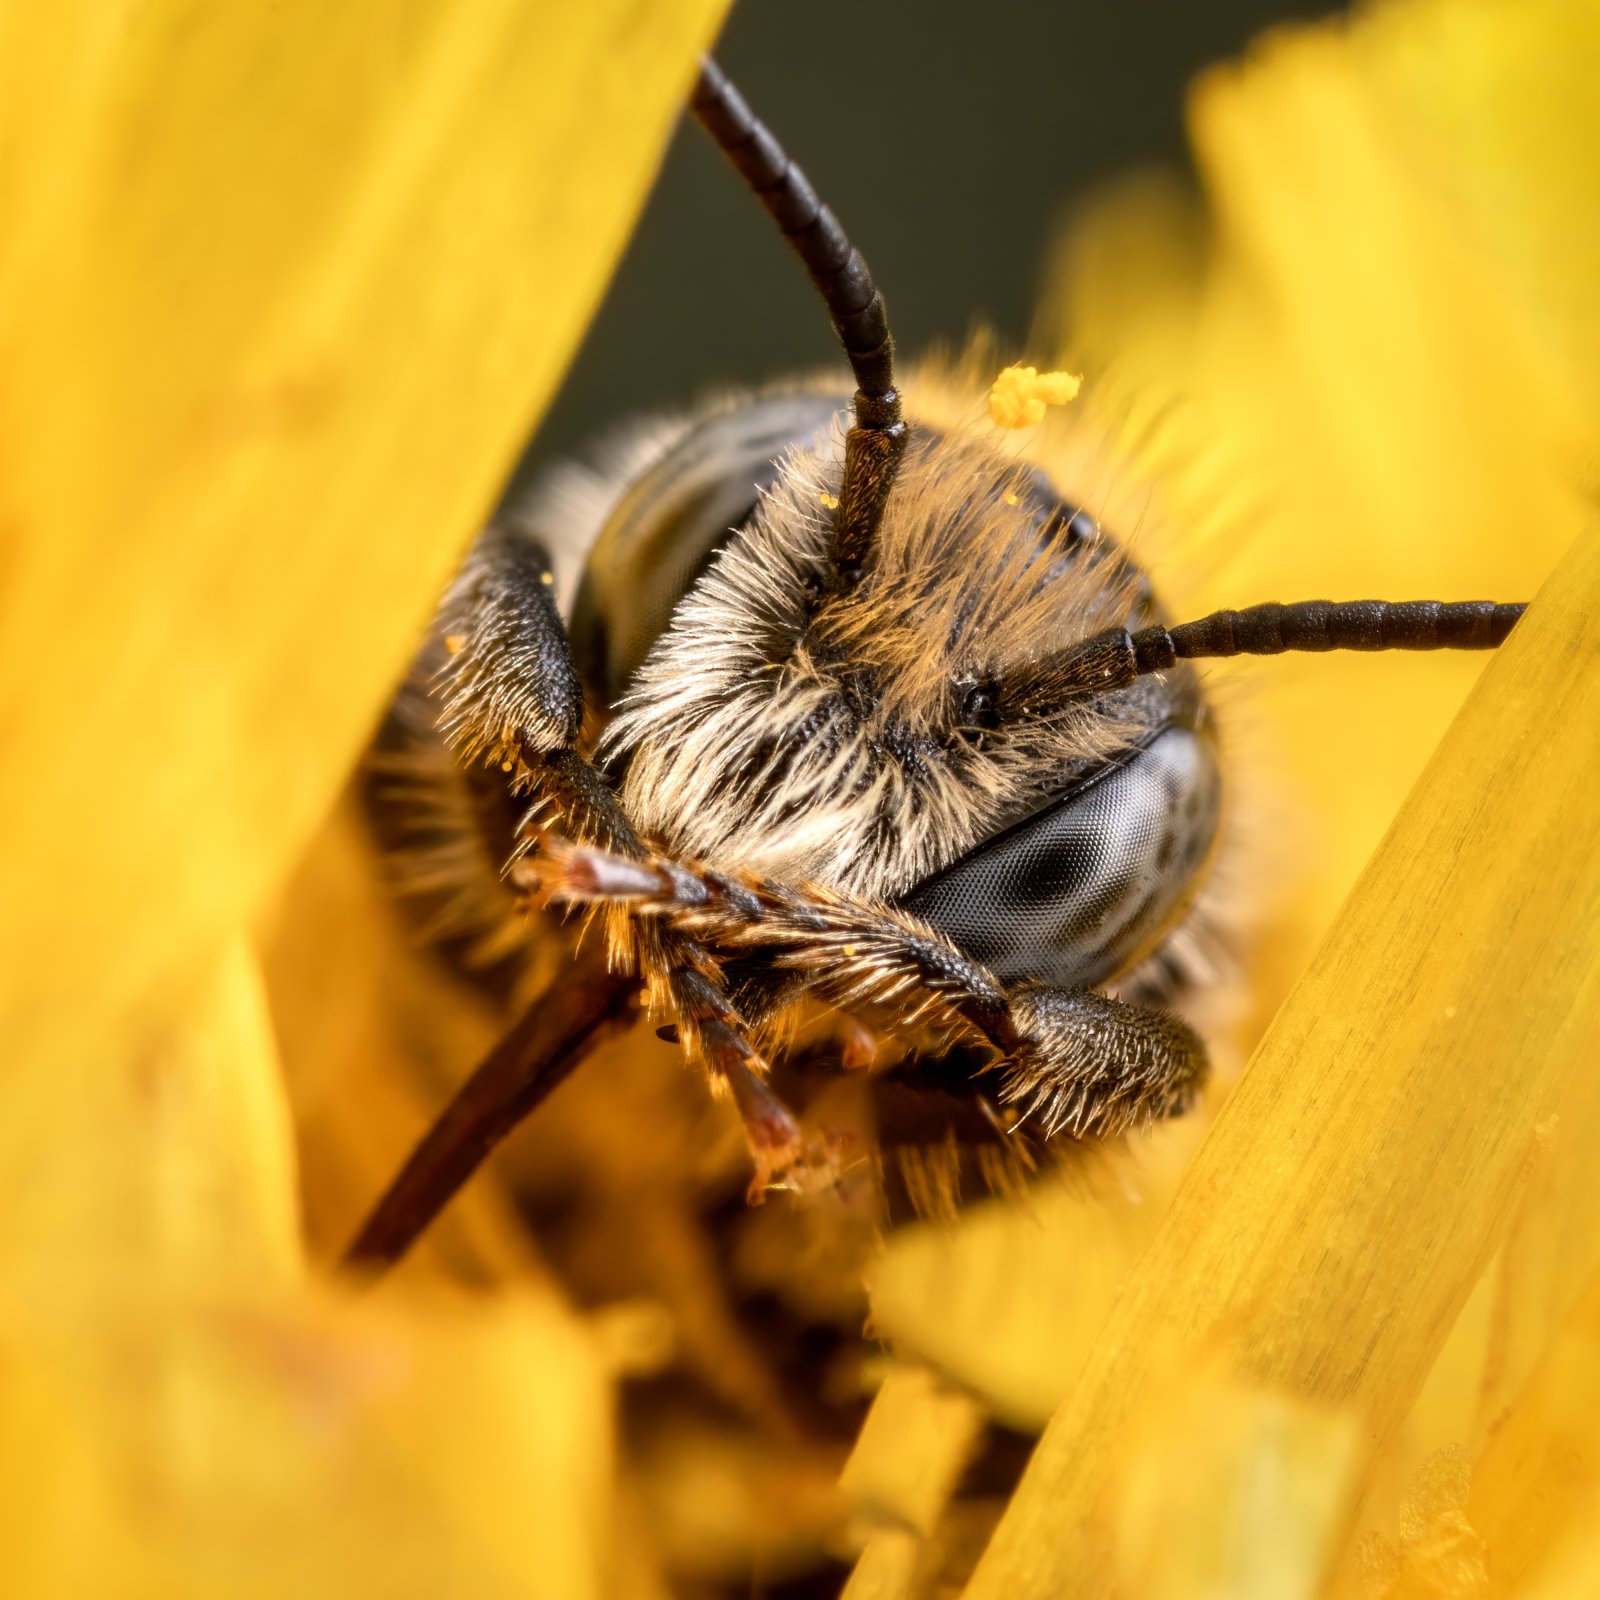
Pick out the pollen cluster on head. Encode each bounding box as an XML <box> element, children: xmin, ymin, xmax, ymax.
<box><xmin>988</xmin><ymin>364</ymin><xmax>1083</xmax><ymax>430</ymax></box>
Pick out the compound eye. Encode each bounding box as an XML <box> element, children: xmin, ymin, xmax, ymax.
<box><xmin>899</xmin><ymin>725</ymin><xmax>1220</xmax><ymax>989</ymax></box>
<box><xmin>569</xmin><ymin>393</ymin><xmax>845</xmax><ymax>702</ymax></box>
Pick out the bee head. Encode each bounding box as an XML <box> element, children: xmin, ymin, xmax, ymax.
<box><xmin>598</xmin><ymin>408</ymin><xmax>1222</xmax><ymax>991</ymax></box>
<box><xmin>575</xmin><ymin>53</ymin><xmax>1516</xmax><ymax>997</ymax></box>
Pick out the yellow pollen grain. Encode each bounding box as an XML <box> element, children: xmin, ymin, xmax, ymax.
<box><xmin>444</xmin><ymin>633</ymin><xmax>466</xmax><ymax>654</ymax></box>
<box><xmin>989</xmin><ymin>363</ymin><xmax>1083</xmax><ymax>429</ymax></box>
<box><xmin>1004</xmin><ymin>491</ymin><xmax>1020</xmax><ymax>507</ymax></box>
<box><xmin>819</xmin><ymin>491</ymin><xmax>840</xmax><ymax>510</ymax></box>
<box><xmin>540</xmin><ymin>570</ymin><xmax>554</xmax><ymax>585</ymax></box>
<box><xmin>843</xmin><ymin>944</ymin><xmax>859</xmax><ymax>958</ymax></box>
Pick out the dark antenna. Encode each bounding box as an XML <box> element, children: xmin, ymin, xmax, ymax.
<box><xmin>1126</xmin><ymin>599</ymin><xmax>1526</xmax><ymax>667</ymax></box>
<box><xmin>1010</xmin><ymin>599</ymin><xmax>1528</xmax><ymax>711</ymax></box>
<box><xmin>690</xmin><ymin>56</ymin><xmax>906</xmax><ymax>579</ymax></box>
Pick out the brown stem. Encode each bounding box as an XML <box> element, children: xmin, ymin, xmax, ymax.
<box><xmin>341</xmin><ymin>947</ymin><xmax>638</xmax><ymax>1273</ymax></box>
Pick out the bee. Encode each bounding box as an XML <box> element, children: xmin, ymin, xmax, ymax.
<box><xmin>344</xmin><ymin>56</ymin><xmax>1524</xmax><ymax>1268</ymax></box>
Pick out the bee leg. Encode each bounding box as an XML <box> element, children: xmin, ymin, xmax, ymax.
<box><xmin>779</xmin><ymin>909</ymin><xmax>1208</xmax><ymax>1138</ymax></box>
<box><xmin>662</xmin><ymin>955</ymin><xmax>838</xmax><ymax>1201</ymax></box>
<box><xmin>534</xmin><ymin>838</ymin><xmax>1212</xmax><ymax>1177</ymax></box>
<box><xmin>765</xmin><ymin>897</ymin><xmax>1209</xmax><ymax>1138</ymax></box>
<box><xmin>514</xmin><ymin>833</ymin><xmax>805</xmax><ymax>1198</ymax></box>
<box><xmin>993</xmin><ymin>986</ymin><xmax>1207</xmax><ymax>1139</ymax></box>
<box><xmin>802</xmin><ymin>909</ymin><xmax>1207</xmax><ymax>1139</ymax></box>
<box><xmin>429</xmin><ymin>522</ymin><xmax>654</xmax><ymax>865</ymax></box>
<box><xmin>539</xmin><ymin>844</ymin><xmax>1210</xmax><ymax>1142</ymax></box>
<box><xmin>532</xmin><ymin>836</ymin><xmax>1011</xmax><ymax>1032</ymax></box>
<box><xmin>722</xmin><ymin>1048</ymin><xmax>809</xmax><ymax>1203</ymax></box>
<box><xmin>428</xmin><ymin>527</ymin><xmax>801</xmax><ymax>1192</ymax></box>
<box><xmin>436</xmin><ymin>523</ymin><xmax>585</xmax><ymax>772</ymax></box>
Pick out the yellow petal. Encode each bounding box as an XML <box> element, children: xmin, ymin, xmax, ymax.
<box><xmin>0</xmin><ymin>0</ymin><xmax>726</xmax><ymax>1591</ymax></box>
<box><xmin>1464</xmin><ymin>1260</ymin><xmax>1600</xmax><ymax>1591</ymax></box>
<box><xmin>0</xmin><ymin>0</ymin><xmax>726</xmax><ymax>1077</ymax></box>
<box><xmin>960</xmin><ymin>524</ymin><xmax>1600</xmax><ymax>1597</ymax></box>
<box><xmin>1509</xmin><ymin>1485</ymin><xmax>1600</xmax><ymax>1600</ymax></box>
<box><xmin>0</xmin><ymin>1283</ymin><xmax>615</xmax><ymax>1598</ymax></box>
<box><xmin>839</xmin><ymin>1366</ymin><xmax>985</xmax><ymax>1599</ymax></box>
<box><xmin>867</xmin><ymin>1124</ymin><xmax>1205</xmax><ymax>1429</ymax></box>
<box><xmin>1352</xmin><ymin>0</ymin><xmax>1600</xmax><ymax>412</ymax></box>
<box><xmin>1113</xmin><ymin>1370</ymin><xmax>1362</xmax><ymax>1600</ymax></box>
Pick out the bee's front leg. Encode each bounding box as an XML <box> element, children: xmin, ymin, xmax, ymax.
<box><xmin>537</xmin><ymin>839</ymin><xmax>1210</xmax><ymax>1147</ymax></box>
<box><xmin>375</xmin><ymin>524</ymin><xmax>809</xmax><ymax>1224</ymax></box>
<box><xmin>995</xmin><ymin>986</ymin><xmax>1208</xmax><ymax>1139</ymax></box>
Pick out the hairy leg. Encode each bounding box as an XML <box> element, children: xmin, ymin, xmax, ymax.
<box><xmin>435</xmin><ymin>522</ymin><xmax>585</xmax><ymax>771</ymax></box>
<box><xmin>343</xmin><ymin>945</ymin><xmax>635</xmax><ymax>1270</ymax></box>
<box><xmin>429</xmin><ymin>522</ymin><xmax>810</xmax><ymax>1191</ymax></box>
<box><xmin>537</xmin><ymin>837</ymin><xmax>1209</xmax><ymax>1142</ymax></box>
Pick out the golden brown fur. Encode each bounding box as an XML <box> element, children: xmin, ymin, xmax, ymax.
<box><xmin>612</xmin><ymin>369</ymin><xmax>1157</xmax><ymax>900</ymax></box>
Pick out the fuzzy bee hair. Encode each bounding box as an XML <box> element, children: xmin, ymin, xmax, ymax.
<box><xmin>610</xmin><ymin>402</ymin><xmax>1155</xmax><ymax>900</ymax></box>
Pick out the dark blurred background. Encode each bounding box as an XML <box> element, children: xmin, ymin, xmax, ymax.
<box><xmin>515</xmin><ymin>0</ymin><xmax>1337</xmax><ymax>486</ymax></box>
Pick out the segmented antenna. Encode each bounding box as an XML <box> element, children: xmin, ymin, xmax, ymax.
<box><xmin>1130</xmin><ymin>599</ymin><xmax>1526</xmax><ymax>667</ymax></box>
<box><xmin>1013</xmin><ymin>599</ymin><xmax>1529</xmax><ymax>710</ymax></box>
<box><xmin>690</xmin><ymin>56</ymin><xmax>906</xmax><ymax>578</ymax></box>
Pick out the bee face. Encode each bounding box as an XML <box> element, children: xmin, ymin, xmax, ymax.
<box><xmin>594</xmin><ymin>401</ymin><xmax>1223</xmax><ymax>996</ymax></box>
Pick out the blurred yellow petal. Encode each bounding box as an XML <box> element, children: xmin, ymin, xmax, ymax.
<box><xmin>1352</xmin><ymin>0</ymin><xmax>1600</xmax><ymax>410</ymax></box>
<box><xmin>0</xmin><ymin>1283</ymin><xmax>614</xmax><ymax>1598</ymax></box>
<box><xmin>1511</xmin><ymin>1488</ymin><xmax>1600</xmax><ymax>1600</ymax></box>
<box><xmin>1465</xmin><ymin>1260</ymin><xmax>1600</xmax><ymax>1592</ymax></box>
<box><xmin>867</xmin><ymin>1124</ymin><xmax>1205</xmax><ymax>1430</ymax></box>
<box><xmin>960</xmin><ymin>520</ymin><xmax>1599</xmax><ymax>1595</ymax></box>
<box><xmin>1114</xmin><ymin>1371</ymin><xmax>1362</xmax><ymax>1600</ymax></box>
<box><xmin>0</xmin><ymin>0</ymin><xmax>724</xmax><ymax>1069</ymax></box>
<box><xmin>0</xmin><ymin>0</ymin><xmax>726</xmax><ymax>1591</ymax></box>
<box><xmin>264</xmin><ymin>801</ymin><xmax>548</xmax><ymax>1283</ymax></box>
<box><xmin>839</xmin><ymin>1367</ymin><xmax>985</xmax><ymax>1599</ymax></box>
<box><xmin>1163</xmin><ymin>0</ymin><xmax>1589</xmax><ymax>970</ymax></box>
